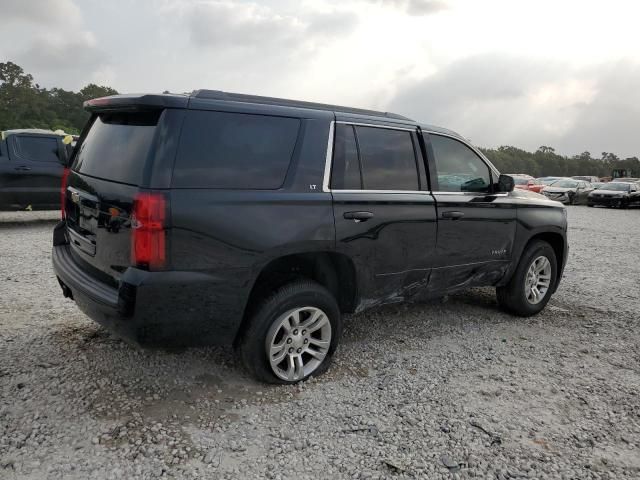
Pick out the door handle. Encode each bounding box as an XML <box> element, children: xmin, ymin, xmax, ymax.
<box><xmin>343</xmin><ymin>211</ymin><xmax>374</xmax><ymax>222</ymax></box>
<box><xmin>14</xmin><ymin>166</ymin><xmax>31</xmax><ymax>171</ymax></box>
<box><xmin>441</xmin><ymin>211</ymin><xmax>464</xmax><ymax>220</ymax></box>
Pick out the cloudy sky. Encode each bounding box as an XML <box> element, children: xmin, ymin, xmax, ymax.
<box><xmin>1</xmin><ymin>0</ymin><xmax>639</xmax><ymax>157</ymax></box>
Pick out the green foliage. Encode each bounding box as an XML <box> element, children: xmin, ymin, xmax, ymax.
<box><xmin>481</xmin><ymin>146</ymin><xmax>640</xmax><ymax>179</ymax></box>
<box><xmin>0</xmin><ymin>61</ymin><xmax>117</xmax><ymax>134</ymax></box>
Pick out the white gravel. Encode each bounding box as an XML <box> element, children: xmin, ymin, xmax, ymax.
<box><xmin>1</xmin><ymin>206</ymin><xmax>639</xmax><ymax>479</ymax></box>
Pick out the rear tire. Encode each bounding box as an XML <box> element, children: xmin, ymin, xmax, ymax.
<box><xmin>497</xmin><ymin>240</ymin><xmax>558</xmax><ymax>317</ymax></box>
<box><xmin>237</xmin><ymin>280</ymin><xmax>341</xmax><ymax>384</ymax></box>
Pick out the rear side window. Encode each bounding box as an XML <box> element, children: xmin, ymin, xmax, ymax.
<box><xmin>430</xmin><ymin>134</ymin><xmax>492</xmax><ymax>193</ymax></box>
<box><xmin>355</xmin><ymin>126</ymin><xmax>418</xmax><ymax>191</ymax></box>
<box><xmin>173</xmin><ymin>110</ymin><xmax>300</xmax><ymax>189</ymax></box>
<box><xmin>330</xmin><ymin>124</ymin><xmax>361</xmax><ymax>189</ymax></box>
<box><xmin>330</xmin><ymin>125</ymin><xmax>419</xmax><ymax>191</ymax></box>
<box><xmin>14</xmin><ymin>136</ymin><xmax>59</xmax><ymax>163</ymax></box>
<box><xmin>74</xmin><ymin>111</ymin><xmax>160</xmax><ymax>185</ymax></box>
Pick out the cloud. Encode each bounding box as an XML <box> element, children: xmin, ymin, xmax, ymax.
<box><xmin>0</xmin><ymin>0</ymin><xmax>82</xmax><ymax>26</ymax></box>
<box><xmin>387</xmin><ymin>55</ymin><xmax>640</xmax><ymax>157</ymax></box>
<box><xmin>377</xmin><ymin>0</ymin><xmax>448</xmax><ymax>15</ymax></box>
<box><xmin>557</xmin><ymin>61</ymin><xmax>640</xmax><ymax>157</ymax></box>
<box><xmin>187</xmin><ymin>2</ymin><xmax>302</xmax><ymax>47</ymax></box>
<box><xmin>0</xmin><ymin>0</ymin><xmax>108</xmax><ymax>90</ymax></box>
<box><xmin>16</xmin><ymin>32</ymin><xmax>103</xmax><ymax>72</ymax></box>
<box><xmin>186</xmin><ymin>1</ymin><xmax>358</xmax><ymax>49</ymax></box>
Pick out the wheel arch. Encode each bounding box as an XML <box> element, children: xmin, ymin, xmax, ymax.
<box><xmin>234</xmin><ymin>251</ymin><xmax>358</xmax><ymax>344</ymax></box>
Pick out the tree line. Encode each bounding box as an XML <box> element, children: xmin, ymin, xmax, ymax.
<box><xmin>0</xmin><ymin>61</ymin><xmax>117</xmax><ymax>134</ymax></box>
<box><xmin>480</xmin><ymin>145</ymin><xmax>639</xmax><ymax>179</ymax></box>
<box><xmin>1</xmin><ymin>61</ymin><xmax>638</xmax><ymax>178</ymax></box>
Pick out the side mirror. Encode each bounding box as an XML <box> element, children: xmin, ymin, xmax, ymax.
<box><xmin>497</xmin><ymin>174</ymin><xmax>515</xmax><ymax>193</ymax></box>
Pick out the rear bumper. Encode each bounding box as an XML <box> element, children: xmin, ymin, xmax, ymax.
<box><xmin>52</xmin><ymin>232</ymin><xmax>247</xmax><ymax>347</ymax></box>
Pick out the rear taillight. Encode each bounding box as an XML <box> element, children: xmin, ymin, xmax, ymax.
<box><xmin>60</xmin><ymin>167</ymin><xmax>70</xmax><ymax>219</ymax></box>
<box><xmin>131</xmin><ymin>192</ymin><xmax>166</xmax><ymax>270</ymax></box>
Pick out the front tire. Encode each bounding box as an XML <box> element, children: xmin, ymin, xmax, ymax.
<box><xmin>497</xmin><ymin>240</ymin><xmax>558</xmax><ymax>316</ymax></box>
<box><xmin>237</xmin><ymin>280</ymin><xmax>341</xmax><ymax>384</ymax></box>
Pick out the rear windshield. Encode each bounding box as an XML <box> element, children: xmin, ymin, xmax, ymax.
<box><xmin>73</xmin><ymin>111</ymin><xmax>160</xmax><ymax>185</ymax></box>
<box><xmin>172</xmin><ymin>110</ymin><xmax>300</xmax><ymax>189</ymax></box>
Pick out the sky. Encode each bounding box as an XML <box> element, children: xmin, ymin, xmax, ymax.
<box><xmin>1</xmin><ymin>0</ymin><xmax>639</xmax><ymax>157</ymax></box>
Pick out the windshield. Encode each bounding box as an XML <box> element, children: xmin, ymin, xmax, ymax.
<box><xmin>512</xmin><ymin>177</ymin><xmax>529</xmax><ymax>185</ymax></box>
<box><xmin>550</xmin><ymin>180</ymin><xmax>578</xmax><ymax>188</ymax></box>
<box><xmin>599</xmin><ymin>183</ymin><xmax>631</xmax><ymax>192</ymax></box>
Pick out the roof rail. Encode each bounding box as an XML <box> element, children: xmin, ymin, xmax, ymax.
<box><xmin>191</xmin><ymin>90</ymin><xmax>412</xmax><ymax>121</ymax></box>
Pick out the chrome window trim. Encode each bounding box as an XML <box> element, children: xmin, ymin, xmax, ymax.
<box><xmin>322</xmin><ymin>121</ymin><xmax>506</xmax><ymax>196</ymax></box>
<box><xmin>431</xmin><ymin>191</ymin><xmax>509</xmax><ymax>196</ymax></box>
<box><xmin>424</xmin><ymin>130</ymin><xmax>501</xmax><ymax>179</ymax></box>
<box><xmin>322</xmin><ymin>121</ymin><xmax>335</xmax><ymax>192</ymax></box>
<box><xmin>336</xmin><ymin>121</ymin><xmax>417</xmax><ymax>132</ymax></box>
<box><xmin>323</xmin><ymin>120</ymin><xmax>423</xmax><ymax>193</ymax></box>
<box><xmin>423</xmin><ymin>130</ymin><xmax>500</xmax><ymax>195</ymax></box>
<box><xmin>331</xmin><ymin>189</ymin><xmax>432</xmax><ymax>195</ymax></box>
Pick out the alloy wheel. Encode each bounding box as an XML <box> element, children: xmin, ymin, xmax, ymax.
<box><xmin>524</xmin><ymin>255</ymin><xmax>552</xmax><ymax>305</ymax></box>
<box><xmin>265</xmin><ymin>307</ymin><xmax>332</xmax><ymax>382</ymax></box>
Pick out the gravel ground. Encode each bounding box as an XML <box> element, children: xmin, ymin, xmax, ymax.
<box><xmin>1</xmin><ymin>206</ymin><xmax>639</xmax><ymax>479</ymax></box>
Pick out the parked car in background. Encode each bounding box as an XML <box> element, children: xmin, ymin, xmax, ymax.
<box><xmin>591</xmin><ymin>182</ymin><xmax>606</xmax><ymax>190</ymax></box>
<box><xmin>51</xmin><ymin>90</ymin><xmax>568</xmax><ymax>384</ymax></box>
<box><xmin>536</xmin><ymin>176</ymin><xmax>564</xmax><ymax>186</ymax></box>
<box><xmin>507</xmin><ymin>174</ymin><xmax>536</xmax><ymax>191</ymax></box>
<box><xmin>542</xmin><ymin>179</ymin><xmax>594</xmax><ymax>205</ymax></box>
<box><xmin>0</xmin><ymin>129</ymin><xmax>72</xmax><ymax>210</ymax></box>
<box><xmin>588</xmin><ymin>182</ymin><xmax>640</xmax><ymax>208</ymax></box>
<box><xmin>535</xmin><ymin>177</ymin><xmax>569</xmax><ymax>194</ymax></box>
<box><xmin>572</xmin><ymin>175</ymin><xmax>599</xmax><ymax>183</ymax></box>
<box><xmin>611</xmin><ymin>177</ymin><xmax>640</xmax><ymax>184</ymax></box>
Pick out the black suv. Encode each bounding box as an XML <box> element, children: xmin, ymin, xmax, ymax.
<box><xmin>52</xmin><ymin>90</ymin><xmax>568</xmax><ymax>384</ymax></box>
<box><xmin>0</xmin><ymin>129</ymin><xmax>72</xmax><ymax>210</ymax></box>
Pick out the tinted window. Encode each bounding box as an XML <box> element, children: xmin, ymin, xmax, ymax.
<box><xmin>74</xmin><ymin>111</ymin><xmax>160</xmax><ymax>185</ymax></box>
<box><xmin>355</xmin><ymin>126</ymin><xmax>418</xmax><ymax>190</ymax></box>
<box><xmin>330</xmin><ymin>124</ymin><xmax>361</xmax><ymax>189</ymax></box>
<box><xmin>430</xmin><ymin>135</ymin><xmax>491</xmax><ymax>192</ymax></box>
<box><xmin>173</xmin><ymin>110</ymin><xmax>300</xmax><ymax>189</ymax></box>
<box><xmin>15</xmin><ymin>136</ymin><xmax>59</xmax><ymax>163</ymax></box>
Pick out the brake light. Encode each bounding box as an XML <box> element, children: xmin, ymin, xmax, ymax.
<box><xmin>131</xmin><ymin>193</ymin><xmax>166</xmax><ymax>270</ymax></box>
<box><xmin>60</xmin><ymin>167</ymin><xmax>70</xmax><ymax>219</ymax></box>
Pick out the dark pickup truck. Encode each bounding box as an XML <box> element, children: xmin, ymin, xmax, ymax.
<box><xmin>0</xmin><ymin>129</ymin><xmax>72</xmax><ymax>211</ymax></box>
<box><xmin>52</xmin><ymin>90</ymin><xmax>568</xmax><ymax>384</ymax></box>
